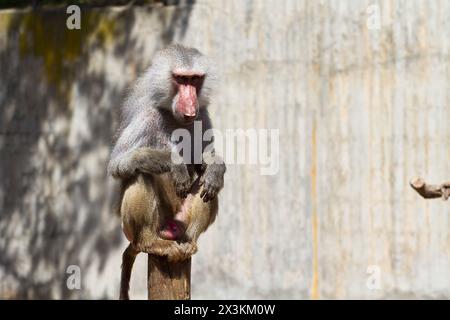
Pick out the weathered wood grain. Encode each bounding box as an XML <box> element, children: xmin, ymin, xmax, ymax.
<box><xmin>147</xmin><ymin>255</ymin><xmax>191</xmax><ymax>300</ymax></box>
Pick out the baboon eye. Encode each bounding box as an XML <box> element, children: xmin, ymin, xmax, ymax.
<box><xmin>173</xmin><ymin>75</ymin><xmax>182</xmax><ymax>82</ymax></box>
<box><xmin>191</xmin><ymin>75</ymin><xmax>204</xmax><ymax>85</ymax></box>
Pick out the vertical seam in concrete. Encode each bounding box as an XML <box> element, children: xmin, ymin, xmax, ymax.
<box><xmin>311</xmin><ymin>122</ymin><xmax>319</xmax><ymax>299</ymax></box>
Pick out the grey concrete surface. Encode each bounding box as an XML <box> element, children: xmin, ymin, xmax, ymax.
<box><xmin>0</xmin><ymin>0</ymin><xmax>449</xmax><ymax>299</ymax></box>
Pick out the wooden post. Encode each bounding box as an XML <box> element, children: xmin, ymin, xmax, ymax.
<box><xmin>147</xmin><ymin>254</ymin><xmax>191</xmax><ymax>300</ymax></box>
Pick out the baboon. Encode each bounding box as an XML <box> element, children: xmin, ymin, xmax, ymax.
<box><xmin>108</xmin><ymin>44</ymin><xmax>226</xmax><ymax>299</ymax></box>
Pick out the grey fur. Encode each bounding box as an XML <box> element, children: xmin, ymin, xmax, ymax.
<box><xmin>108</xmin><ymin>44</ymin><xmax>225</xmax><ymax>201</ymax></box>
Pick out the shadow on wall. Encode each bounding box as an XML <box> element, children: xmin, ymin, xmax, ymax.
<box><xmin>0</xmin><ymin>1</ymin><xmax>194</xmax><ymax>299</ymax></box>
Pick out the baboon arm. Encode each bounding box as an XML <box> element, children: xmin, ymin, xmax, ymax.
<box><xmin>109</xmin><ymin>147</ymin><xmax>173</xmax><ymax>179</ymax></box>
<box><xmin>109</xmin><ymin>115</ymin><xmax>173</xmax><ymax>179</ymax></box>
<box><xmin>109</xmin><ymin>115</ymin><xmax>150</xmax><ymax>178</ymax></box>
<box><xmin>108</xmin><ymin>150</ymin><xmax>138</xmax><ymax>179</ymax></box>
<box><xmin>199</xmin><ymin>153</ymin><xmax>226</xmax><ymax>202</ymax></box>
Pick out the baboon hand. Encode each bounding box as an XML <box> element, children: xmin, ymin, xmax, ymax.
<box><xmin>199</xmin><ymin>163</ymin><xmax>226</xmax><ymax>202</ymax></box>
<box><xmin>132</xmin><ymin>148</ymin><xmax>172</xmax><ymax>175</ymax></box>
<box><xmin>170</xmin><ymin>163</ymin><xmax>192</xmax><ymax>199</ymax></box>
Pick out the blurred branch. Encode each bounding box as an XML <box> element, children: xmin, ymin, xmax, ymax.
<box><xmin>410</xmin><ymin>177</ymin><xmax>450</xmax><ymax>200</ymax></box>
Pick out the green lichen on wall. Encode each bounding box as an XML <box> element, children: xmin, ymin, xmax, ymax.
<box><xmin>0</xmin><ymin>1</ymin><xmax>158</xmax><ymax>9</ymax></box>
<box><xmin>0</xmin><ymin>12</ymin><xmax>12</xmax><ymax>30</ymax></box>
<box><xmin>10</xmin><ymin>9</ymin><xmax>118</xmax><ymax>102</ymax></box>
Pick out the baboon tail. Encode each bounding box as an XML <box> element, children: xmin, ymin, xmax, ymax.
<box><xmin>119</xmin><ymin>243</ymin><xmax>139</xmax><ymax>300</ymax></box>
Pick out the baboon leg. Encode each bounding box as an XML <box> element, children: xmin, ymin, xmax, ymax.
<box><xmin>121</xmin><ymin>174</ymin><xmax>208</xmax><ymax>264</ymax></box>
<box><xmin>159</xmin><ymin>183</ymin><xmax>218</xmax><ymax>261</ymax></box>
<box><xmin>120</xmin><ymin>243</ymin><xmax>139</xmax><ymax>300</ymax></box>
<box><xmin>184</xmin><ymin>183</ymin><xmax>219</xmax><ymax>242</ymax></box>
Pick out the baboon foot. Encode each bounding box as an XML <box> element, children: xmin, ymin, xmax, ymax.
<box><xmin>168</xmin><ymin>242</ymin><xmax>198</xmax><ymax>262</ymax></box>
<box><xmin>135</xmin><ymin>239</ymin><xmax>197</xmax><ymax>262</ymax></box>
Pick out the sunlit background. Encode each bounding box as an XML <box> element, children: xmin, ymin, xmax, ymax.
<box><xmin>0</xmin><ymin>0</ymin><xmax>449</xmax><ymax>299</ymax></box>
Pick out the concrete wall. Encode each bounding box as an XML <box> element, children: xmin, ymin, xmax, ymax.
<box><xmin>0</xmin><ymin>0</ymin><xmax>449</xmax><ymax>299</ymax></box>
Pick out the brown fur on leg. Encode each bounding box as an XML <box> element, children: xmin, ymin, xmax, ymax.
<box><xmin>184</xmin><ymin>181</ymin><xmax>219</xmax><ymax>242</ymax></box>
<box><xmin>118</xmin><ymin>174</ymin><xmax>220</xmax><ymax>299</ymax></box>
